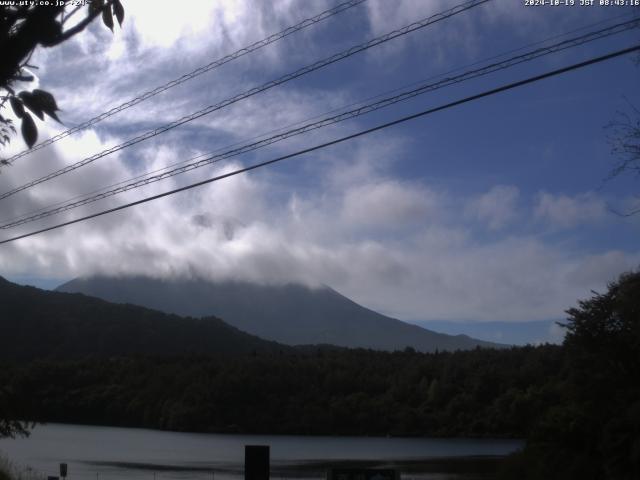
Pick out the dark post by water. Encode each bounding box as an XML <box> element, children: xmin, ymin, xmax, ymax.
<box><xmin>245</xmin><ymin>445</ymin><xmax>270</xmax><ymax>480</ymax></box>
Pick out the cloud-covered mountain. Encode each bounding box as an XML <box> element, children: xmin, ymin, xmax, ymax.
<box><xmin>57</xmin><ymin>275</ymin><xmax>502</xmax><ymax>352</ymax></box>
<box><xmin>0</xmin><ymin>276</ymin><xmax>288</xmax><ymax>360</ymax></box>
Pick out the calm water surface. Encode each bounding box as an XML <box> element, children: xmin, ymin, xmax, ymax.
<box><xmin>0</xmin><ymin>424</ymin><xmax>523</xmax><ymax>480</ymax></box>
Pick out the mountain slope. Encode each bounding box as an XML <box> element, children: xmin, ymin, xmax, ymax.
<box><xmin>0</xmin><ymin>276</ymin><xmax>289</xmax><ymax>360</ymax></box>
<box><xmin>57</xmin><ymin>275</ymin><xmax>502</xmax><ymax>352</ymax></box>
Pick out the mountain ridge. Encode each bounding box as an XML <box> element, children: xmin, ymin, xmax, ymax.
<box><xmin>57</xmin><ymin>275</ymin><xmax>503</xmax><ymax>352</ymax></box>
<box><xmin>0</xmin><ymin>275</ymin><xmax>290</xmax><ymax>360</ymax></box>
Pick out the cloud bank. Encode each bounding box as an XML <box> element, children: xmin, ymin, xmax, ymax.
<box><xmin>1</xmin><ymin>0</ymin><xmax>638</xmax><ymax>324</ymax></box>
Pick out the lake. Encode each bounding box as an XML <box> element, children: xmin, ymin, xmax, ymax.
<box><xmin>0</xmin><ymin>424</ymin><xmax>523</xmax><ymax>480</ymax></box>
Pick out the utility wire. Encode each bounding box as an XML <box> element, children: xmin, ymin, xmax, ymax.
<box><xmin>2</xmin><ymin>0</ymin><xmax>369</xmax><ymax>164</ymax></box>
<box><xmin>0</xmin><ymin>0</ymin><xmax>491</xmax><ymax>201</ymax></box>
<box><xmin>31</xmin><ymin>10</ymin><xmax>630</xmax><ymax>217</ymax></box>
<box><xmin>1</xmin><ymin>44</ymin><xmax>637</xmax><ymax>246</ymax></box>
<box><xmin>2</xmin><ymin>18</ymin><xmax>637</xmax><ymax>230</ymax></box>
<box><xmin>0</xmin><ymin>11</ymin><xmax>634</xmax><ymax>226</ymax></box>
<box><xmin>34</xmin><ymin>0</ymin><xmax>628</xmax><ymax>213</ymax></box>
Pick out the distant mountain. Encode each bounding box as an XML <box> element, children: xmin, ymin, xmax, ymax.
<box><xmin>417</xmin><ymin>320</ymin><xmax>565</xmax><ymax>346</ymax></box>
<box><xmin>0</xmin><ymin>276</ymin><xmax>289</xmax><ymax>360</ymax></box>
<box><xmin>57</xmin><ymin>275</ymin><xmax>502</xmax><ymax>352</ymax></box>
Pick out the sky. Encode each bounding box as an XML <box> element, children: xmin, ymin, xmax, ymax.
<box><xmin>0</xmin><ymin>0</ymin><xmax>639</xmax><ymax>336</ymax></box>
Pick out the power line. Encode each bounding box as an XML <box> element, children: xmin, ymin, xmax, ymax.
<box><xmin>0</xmin><ymin>0</ymin><xmax>491</xmax><ymax>201</ymax></box>
<box><xmin>1</xmin><ymin>44</ymin><xmax>637</xmax><ymax>246</ymax></box>
<box><xmin>2</xmin><ymin>17</ymin><xmax>637</xmax><ymax>230</ymax></box>
<box><xmin>1</xmin><ymin>12</ymin><xmax>635</xmax><ymax>228</ymax></box>
<box><xmin>2</xmin><ymin>0</ymin><xmax>369</xmax><ymax>164</ymax></box>
<box><xmin>22</xmin><ymin>5</ymin><xmax>624</xmax><ymax>229</ymax></box>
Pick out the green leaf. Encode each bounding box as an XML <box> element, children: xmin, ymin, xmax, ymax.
<box><xmin>32</xmin><ymin>89</ymin><xmax>58</xmax><ymax>111</ymax></box>
<box><xmin>90</xmin><ymin>0</ymin><xmax>105</xmax><ymax>16</ymax></box>
<box><xmin>9</xmin><ymin>97</ymin><xmax>24</xmax><ymax>118</ymax></box>
<box><xmin>113</xmin><ymin>0</ymin><xmax>125</xmax><ymax>26</ymax></box>
<box><xmin>102</xmin><ymin>5</ymin><xmax>114</xmax><ymax>32</ymax></box>
<box><xmin>21</xmin><ymin>112</ymin><xmax>38</xmax><ymax>149</ymax></box>
<box><xmin>32</xmin><ymin>89</ymin><xmax>61</xmax><ymax>122</ymax></box>
<box><xmin>18</xmin><ymin>91</ymin><xmax>44</xmax><ymax>120</ymax></box>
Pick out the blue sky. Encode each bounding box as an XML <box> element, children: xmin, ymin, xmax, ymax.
<box><xmin>0</xmin><ymin>0</ymin><xmax>639</xmax><ymax>335</ymax></box>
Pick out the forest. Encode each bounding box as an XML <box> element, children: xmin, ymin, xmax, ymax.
<box><xmin>1</xmin><ymin>271</ymin><xmax>638</xmax><ymax>479</ymax></box>
<box><xmin>1</xmin><ymin>345</ymin><xmax>563</xmax><ymax>437</ymax></box>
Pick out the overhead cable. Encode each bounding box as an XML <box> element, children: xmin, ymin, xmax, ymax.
<box><xmin>2</xmin><ymin>0</ymin><xmax>369</xmax><ymax>163</ymax></box>
<box><xmin>1</xmin><ymin>44</ymin><xmax>637</xmax><ymax>245</ymax></box>
<box><xmin>0</xmin><ymin>0</ymin><xmax>491</xmax><ymax>201</ymax></box>
<box><xmin>2</xmin><ymin>17</ymin><xmax>637</xmax><ymax>229</ymax></box>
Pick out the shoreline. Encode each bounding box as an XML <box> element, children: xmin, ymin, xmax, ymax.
<box><xmin>78</xmin><ymin>456</ymin><xmax>510</xmax><ymax>479</ymax></box>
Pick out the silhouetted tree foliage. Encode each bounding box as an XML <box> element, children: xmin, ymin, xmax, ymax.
<box><xmin>603</xmin><ymin>41</ymin><xmax>639</xmax><ymax>215</ymax></box>
<box><xmin>0</xmin><ymin>0</ymin><xmax>124</xmax><ymax>162</ymax></box>
<box><xmin>0</xmin><ymin>345</ymin><xmax>566</xmax><ymax>437</ymax></box>
<box><xmin>606</xmin><ymin>104</ymin><xmax>640</xmax><ymax>216</ymax></box>
<box><xmin>501</xmin><ymin>271</ymin><xmax>640</xmax><ymax>480</ymax></box>
<box><xmin>0</xmin><ymin>384</ymin><xmax>32</xmax><ymax>439</ymax></box>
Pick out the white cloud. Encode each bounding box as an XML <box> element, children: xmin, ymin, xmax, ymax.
<box><xmin>1</xmin><ymin>0</ymin><xmax>637</xmax><ymax>328</ymax></box>
<box><xmin>365</xmin><ymin>0</ymin><xmax>447</xmax><ymax>37</ymax></box>
<box><xmin>2</xmin><ymin>129</ymin><xmax>638</xmax><ymax>323</ymax></box>
<box><xmin>123</xmin><ymin>0</ymin><xmax>227</xmax><ymax>50</ymax></box>
<box><xmin>467</xmin><ymin>185</ymin><xmax>519</xmax><ymax>230</ymax></box>
<box><xmin>534</xmin><ymin>191</ymin><xmax>608</xmax><ymax>228</ymax></box>
<box><xmin>565</xmin><ymin>250</ymin><xmax>640</xmax><ymax>290</ymax></box>
<box><xmin>27</xmin><ymin>0</ymin><xmax>339</xmax><ymax>131</ymax></box>
<box><xmin>341</xmin><ymin>180</ymin><xmax>441</xmax><ymax>228</ymax></box>
<box><xmin>363</xmin><ymin>0</ymin><xmax>472</xmax><ymax>66</ymax></box>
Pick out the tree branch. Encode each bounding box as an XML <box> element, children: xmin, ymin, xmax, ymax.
<box><xmin>61</xmin><ymin>5</ymin><xmax>83</xmax><ymax>26</ymax></box>
<box><xmin>52</xmin><ymin>0</ymin><xmax>115</xmax><ymax>46</ymax></box>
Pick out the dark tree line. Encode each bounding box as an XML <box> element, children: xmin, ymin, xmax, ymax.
<box><xmin>0</xmin><ymin>345</ymin><xmax>566</xmax><ymax>438</ymax></box>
